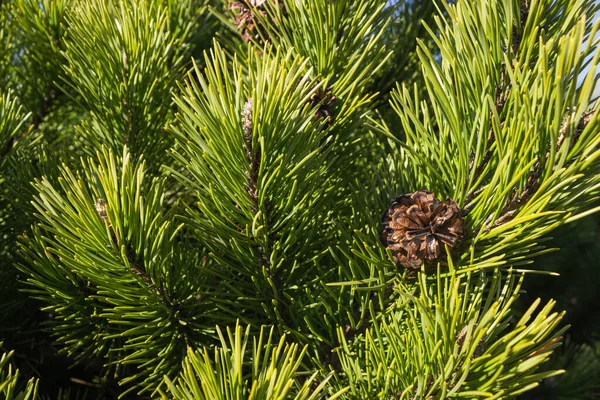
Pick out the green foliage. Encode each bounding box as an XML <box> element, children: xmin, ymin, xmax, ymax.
<box><xmin>0</xmin><ymin>0</ymin><xmax>14</xmax><ymax>88</ymax></box>
<box><xmin>0</xmin><ymin>343</ymin><xmax>38</xmax><ymax>400</ymax></box>
<box><xmin>8</xmin><ymin>0</ymin><xmax>71</xmax><ymax>118</ymax></box>
<box><xmin>0</xmin><ymin>91</ymin><xmax>30</xmax><ymax>163</ymax></box>
<box><xmin>214</xmin><ymin>0</ymin><xmax>394</xmax><ymax>187</ymax></box>
<box><xmin>163</xmin><ymin>0</ymin><xmax>221</xmax><ymax>63</ymax></box>
<box><xmin>334</xmin><ymin>269</ymin><xmax>566</xmax><ymax>398</ymax></box>
<box><xmin>11</xmin><ymin>0</ymin><xmax>70</xmax><ymax>75</ymax></box>
<box><xmin>517</xmin><ymin>216</ymin><xmax>600</xmax><ymax>399</ymax></box>
<box><xmin>1</xmin><ymin>0</ymin><xmax>599</xmax><ymax>398</ymax></box>
<box><xmin>375</xmin><ymin>1</ymin><xmax>438</xmax><ymax>98</ymax></box>
<box><xmin>169</xmin><ymin>45</ymin><xmax>337</xmax><ymax>336</ymax></box>
<box><xmin>62</xmin><ymin>0</ymin><xmax>190</xmax><ymax>164</ymax></box>
<box><xmin>162</xmin><ymin>323</ymin><xmax>345</xmax><ymax>399</ymax></box>
<box><xmin>0</xmin><ymin>90</ymin><xmax>32</xmax><ymax>327</ymax></box>
<box><xmin>254</xmin><ymin>0</ymin><xmax>390</xmax><ymax>97</ymax></box>
<box><xmin>370</xmin><ymin>0</ymin><xmax>600</xmax><ymax>273</ymax></box>
<box><xmin>528</xmin><ymin>339</ymin><xmax>600</xmax><ymax>400</ymax></box>
<box><xmin>259</xmin><ymin>0</ymin><xmax>392</xmax><ymax>157</ymax></box>
<box><xmin>17</xmin><ymin>147</ymin><xmax>217</xmax><ymax>395</ymax></box>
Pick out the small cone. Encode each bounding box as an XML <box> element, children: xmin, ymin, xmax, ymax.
<box><xmin>229</xmin><ymin>0</ymin><xmax>285</xmax><ymax>43</ymax></box>
<box><xmin>381</xmin><ymin>191</ymin><xmax>464</xmax><ymax>270</ymax></box>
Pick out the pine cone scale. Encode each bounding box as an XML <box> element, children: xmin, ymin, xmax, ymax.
<box><xmin>404</xmin><ymin>227</ymin><xmax>431</xmax><ymax>241</ymax></box>
<box><xmin>406</xmin><ymin>204</ymin><xmax>430</xmax><ymax>226</ymax></box>
<box><xmin>391</xmin><ymin>211</ymin><xmax>421</xmax><ymax>230</ymax></box>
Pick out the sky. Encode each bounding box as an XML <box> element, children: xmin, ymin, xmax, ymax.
<box><xmin>589</xmin><ymin>6</ymin><xmax>600</xmax><ymax>100</ymax></box>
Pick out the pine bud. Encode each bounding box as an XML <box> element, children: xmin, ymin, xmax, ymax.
<box><xmin>95</xmin><ymin>199</ymin><xmax>108</xmax><ymax>221</ymax></box>
<box><xmin>242</xmin><ymin>98</ymin><xmax>253</xmax><ymax>141</ymax></box>
<box><xmin>456</xmin><ymin>324</ymin><xmax>486</xmax><ymax>358</ymax></box>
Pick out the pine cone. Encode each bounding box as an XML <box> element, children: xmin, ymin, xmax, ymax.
<box><xmin>309</xmin><ymin>86</ymin><xmax>336</xmax><ymax>126</ymax></box>
<box><xmin>380</xmin><ymin>191</ymin><xmax>464</xmax><ymax>270</ymax></box>
<box><xmin>229</xmin><ymin>1</ymin><xmax>262</xmax><ymax>42</ymax></box>
<box><xmin>229</xmin><ymin>0</ymin><xmax>285</xmax><ymax>43</ymax></box>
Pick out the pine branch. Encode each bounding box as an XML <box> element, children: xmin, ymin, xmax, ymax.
<box><xmin>485</xmin><ymin>109</ymin><xmax>596</xmax><ymax>231</ymax></box>
<box><xmin>125</xmin><ymin>248</ymin><xmax>163</xmax><ymax>298</ymax></box>
<box><xmin>386</xmin><ymin>0</ymin><xmax>600</xmax><ymax>271</ymax></box>
<box><xmin>161</xmin><ymin>323</ymin><xmax>344</xmax><ymax>400</ymax></box>
<box><xmin>241</xmin><ymin>98</ymin><xmax>272</xmax><ymax>273</ymax></box>
<box><xmin>0</xmin><ymin>91</ymin><xmax>31</xmax><ymax>162</ymax></box>
<box><xmin>10</xmin><ymin>0</ymin><xmax>70</xmax><ymax>120</ymax></box>
<box><xmin>61</xmin><ymin>0</ymin><xmax>190</xmax><ymax>164</ymax></box>
<box><xmin>0</xmin><ymin>343</ymin><xmax>38</xmax><ymax>400</ymax></box>
<box><xmin>334</xmin><ymin>269</ymin><xmax>567</xmax><ymax>398</ymax></box>
<box><xmin>169</xmin><ymin>45</ymin><xmax>340</xmax><ymax>341</ymax></box>
<box><xmin>464</xmin><ymin>0</ymin><xmax>530</xmax><ymax>209</ymax></box>
<box><xmin>8</xmin><ymin>0</ymin><xmax>600</xmax><ymax>397</ymax></box>
<box><xmin>17</xmin><ymin>148</ymin><xmax>218</xmax><ymax>395</ymax></box>
<box><xmin>99</xmin><ymin>201</ymin><xmax>198</xmax><ymax>352</ymax></box>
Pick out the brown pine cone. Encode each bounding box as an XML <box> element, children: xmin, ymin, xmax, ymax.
<box><xmin>309</xmin><ymin>86</ymin><xmax>336</xmax><ymax>126</ymax></box>
<box><xmin>229</xmin><ymin>0</ymin><xmax>285</xmax><ymax>43</ymax></box>
<box><xmin>229</xmin><ymin>1</ymin><xmax>262</xmax><ymax>42</ymax></box>
<box><xmin>380</xmin><ymin>191</ymin><xmax>464</xmax><ymax>270</ymax></box>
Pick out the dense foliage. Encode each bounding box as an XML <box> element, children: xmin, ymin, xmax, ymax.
<box><xmin>0</xmin><ymin>0</ymin><xmax>599</xmax><ymax>398</ymax></box>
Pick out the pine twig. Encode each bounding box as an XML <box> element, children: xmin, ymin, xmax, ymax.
<box><xmin>242</xmin><ymin>99</ymin><xmax>291</xmax><ymax>328</ymax></box>
<box><xmin>95</xmin><ymin>198</ymin><xmax>198</xmax><ymax>351</ymax></box>
<box><xmin>463</xmin><ymin>64</ymin><xmax>508</xmax><ymax>210</ymax></box>
<box><xmin>464</xmin><ymin>1</ymin><xmax>529</xmax><ymax>211</ymax></box>
<box><xmin>242</xmin><ymin>98</ymin><xmax>271</xmax><ymax>273</ymax></box>
<box><xmin>484</xmin><ymin>109</ymin><xmax>596</xmax><ymax>231</ymax></box>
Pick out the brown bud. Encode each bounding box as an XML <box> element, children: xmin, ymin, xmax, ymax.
<box><xmin>456</xmin><ymin>324</ymin><xmax>486</xmax><ymax>358</ymax></box>
<box><xmin>95</xmin><ymin>199</ymin><xmax>108</xmax><ymax>221</ymax></box>
<box><xmin>242</xmin><ymin>98</ymin><xmax>253</xmax><ymax>140</ymax></box>
<box><xmin>242</xmin><ymin>98</ymin><xmax>254</xmax><ymax>165</ymax></box>
<box><xmin>380</xmin><ymin>191</ymin><xmax>464</xmax><ymax>270</ymax></box>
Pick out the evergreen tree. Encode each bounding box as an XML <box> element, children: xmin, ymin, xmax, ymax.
<box><xmin>0</xmin><ymin>0</ymin><xmax>599</xmax><ymax>398</ymax></box>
